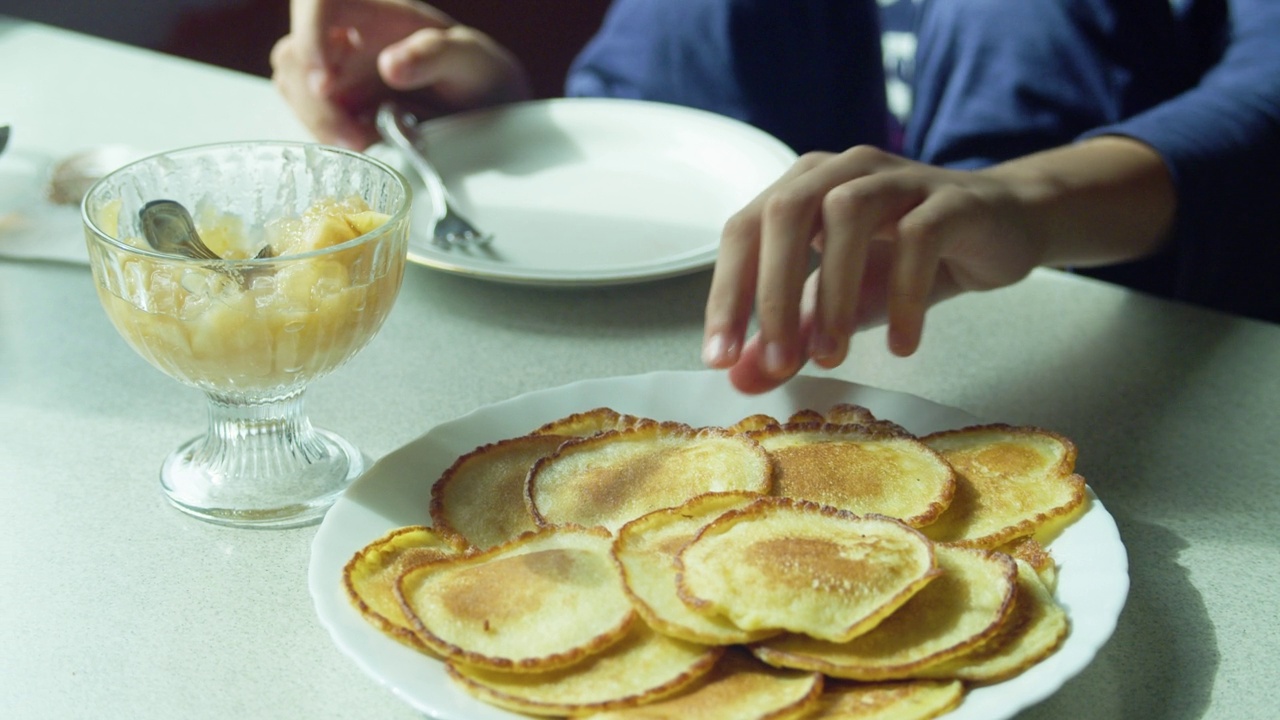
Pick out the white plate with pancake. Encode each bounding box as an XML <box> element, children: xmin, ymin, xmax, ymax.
<box><xmin>309</xmin><ymin>370</ymin><xmax>1129</xmax><ymax>719</ymax></box>
<box><xmin>365</xmin><ymin>98</ymin><xmax>797</xmax><ymax>287</ymax></box>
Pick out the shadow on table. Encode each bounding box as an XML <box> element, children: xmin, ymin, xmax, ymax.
<box><xmin>975</xmin><ymin>289</ymin><xmax>1262</xmax><ymax>520</ymax></box>
<box><xmin>975</xmin><ymin>291</ymin><xmax>1234</xmax><ymax>719</ymax></box>
<box><xmin>1017</xmin><ymin>514</ymin><xmax>1217</xmax><ymax>720</ymax></box>
<box><xmin>398</xmin><ymin>262</ymin><xmax>711</xmax><ymax>338</ymax></box>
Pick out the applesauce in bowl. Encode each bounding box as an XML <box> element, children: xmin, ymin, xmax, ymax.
<box><xmin>91</xmin><ymin>194</ymin><xmax>405</xmax><ymax>395</ymax></box>
<box><xmin>83</xmin><ymin>142</ymin><xmax>411</xmax><ymax>528</ymax></box>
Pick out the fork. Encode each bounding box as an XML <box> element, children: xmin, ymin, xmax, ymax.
<box><xmin>374</xmin><ymin>103</ymin><xmax>492</xmax><ymax>248</ymax></box>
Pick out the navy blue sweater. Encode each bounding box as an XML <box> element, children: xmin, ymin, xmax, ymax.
<box><xmin>566</xmin><ymin>0</ymin><xmax>1280</xmax><ymax>322</ymax></box>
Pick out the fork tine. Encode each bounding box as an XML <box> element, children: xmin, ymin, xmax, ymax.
<box><xmin>375</xmin><ymin>103</ymin><xmax>494</xmax><ymax>249</ymax></box>
<box><xmin>432</xmin><ymin>204</ymin><xmax>492</xmax><ymax>247</ymax></box>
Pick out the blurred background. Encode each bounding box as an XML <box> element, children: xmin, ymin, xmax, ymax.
<box><xmin>2</xmin><ymin>0</ymin><xmax>611</xmax><ymax>99</ymax></box>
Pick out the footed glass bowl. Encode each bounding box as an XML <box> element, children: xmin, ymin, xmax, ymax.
<box><xmin>83</xmin><ymin>142</ymin><xmax>412</xmax><ymax>528</ymax></box>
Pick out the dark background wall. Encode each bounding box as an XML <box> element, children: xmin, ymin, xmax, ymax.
<box><xmin>4</xmin><ymin>0</ymin><xmax>611</xmax><ymax>99</ymax></box>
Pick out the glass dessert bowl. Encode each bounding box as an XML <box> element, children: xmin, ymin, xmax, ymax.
<box><xmin>83</xmin><ymin>142</ymin><xmax>412</xmax><ymax>528</ymax></box>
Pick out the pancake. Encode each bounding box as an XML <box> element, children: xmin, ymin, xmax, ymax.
<box><xmin>532</xmin><ymin>407</ymin><xmax>647</xmax><ymax>438</ymax></box>
<box><xmin>921</xmin><ymin>424</ymin><xmax>1087</xmax><ymax>548</ymax></box>
<box><xmin>339</xmin><ymin>407</ymin><xmax>1096</xmax><ymax>719</ymax></box>
<box><xmin>823</xmin><ymin>404</ymin><xmax>912</xmax><ymax>437</ymax></box>
<box><xmin>787</xmin><ymin>409</ymin><xmax>827</xmax><ymax>424</ymax></box>
<box><xmin>676</xmin><ymin>498</ymin><xmax>939</xmax><ymax>643</ymax></box>
<box><xmin>726</xmin><ymin>413</ymin><xmax>782</xmax><ymax>434</ymax></box>
<box><xmin>528</xmin><ymin>422</ymin><xmax>773</xmax><ymax>533</ymax></box>
<box><xmin>583</xmin><ymin>647</ymin><xmax>823</xmax><ymax>720</ymax></box>
<box><xmin>396</xmin><ymin>525</ymin><xmax>636</xmax><ymax>672</ymax></box>
<box><xmin>806</xmin><ymin>680</ymin><xmax>964</xmax><ymax>720</ymax></box>
<box><xmin>914</xmin><ymin>558</ymin><xmax>1069</xmax><ymax>683</ymax></box>
<box><xmin>612</xmin><ymin>492</ymin><xmax>775</xmax><ymax>645</ymax></box>
<box><xmin>447</xmin><ymin>622</ymin><xmax>723</xmax><ymax>717</ymax></box>
<box><xmin>342</xmin><ymin>525</ymin><xmax>471</xmax><ymax>652</ymax></box>
<box><xmin>430</xmin><ymin>432</ymin><xmax>567</xmax><ymax>550</ymax></box>
<box><xmin>750</xmin><ymin>423</ymin><xmax>956</xmax><ymax>527</ymax></box>
<box><xmin>998</xmin><ymin>535</ymin><xmax>1058</xmax><ymax>592</ymax></box>
<box><xmin>822</xmin><ymin>404</ymin><xmax>879</xmax><ymax>426</ymax></box>
<box><xmin>752</xmin><ymin>546</ymin><xmax>1016</xmax><ymax>680</ymax></box>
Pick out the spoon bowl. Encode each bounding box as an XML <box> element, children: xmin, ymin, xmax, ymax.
<box><xmin>139</xmin><ymin>199</ymin><xmax>276</xmax><ymax>286</ymax></box>
<box><xmin>140</xmin><ymin>199</ymin><xmax>221</xmax><ymax>259</ymax></box>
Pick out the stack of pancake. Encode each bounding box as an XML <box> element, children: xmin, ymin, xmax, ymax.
<box><xmin>343</xmin><ymin>405</ymin><xmax>1087</xmax><ymax>719</ymax></box>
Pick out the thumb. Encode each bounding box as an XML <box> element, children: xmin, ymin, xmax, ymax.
<box><xmin>379</xmin><ymin>25</ymin><xmax>530</xmax><ymax>108</ymax></box>
<box><xmin>377</xmin><ymin>27</ymin><xmax>451</xmax><ymax>91</ymax></box>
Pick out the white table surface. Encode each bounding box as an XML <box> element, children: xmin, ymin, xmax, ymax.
<box><xmin>3</xmin><ymin>17</ymin><xmax>1278</xmax><ymax>720</ymax></box>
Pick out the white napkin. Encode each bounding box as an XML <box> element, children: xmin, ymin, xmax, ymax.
<box><xmin>0</xmin><ymin>145</ymin><xmax>146</xmax><ymax>265</ymax></box>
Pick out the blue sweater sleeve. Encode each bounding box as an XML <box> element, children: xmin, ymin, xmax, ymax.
<box><xmin>564</xmin><ymin>0</ymin><xmax>889</xmax><ymax>154</ymax></box>
<box><xmin>904</xmin><ymin>0</ymin><xmax>1279</xmax><ymax>320</ymax></box>
<box><xmin>1080</xmin><ymin>0</ymin><xmax>1280</xmax><ymax>315</ymax></box>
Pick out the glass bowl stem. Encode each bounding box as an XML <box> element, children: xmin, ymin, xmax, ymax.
<box><xmin>160</xmin><ymin>387</ymin><xmax>365</xmax><ymax>528</ymax></box>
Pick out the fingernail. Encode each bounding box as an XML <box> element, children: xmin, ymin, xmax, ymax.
<box><xmin>702</xmin><ymin>333</ymin><xmax>726</xmax><ymax>366</ymax></box>
<box><xmin>379</xmin><ymin>46</ymin><xmax>417</xmax><ymax>87</ymax></box>
<box><xmin>307</xmin><ymin>68</ymin><xmax>328</xmax><ymax>96</ymax></box>
<box><xmin>334</xmin><ymin>136</ymin><xmax>363</xmax><ymax>151</ymax></box>
<box><xmin>703</xmin><ymin>333</ymin><xmax>740</xmax><ymax>367</ymax></box>
<box><xmin>763</xmin><ymin>342</ymin><xmax>792</xmax><ymax>377</ymax></box>
<box><xmin>888</xmin><ymin>327</ymin><xmax>920</xmax><ymax>357</ymax></box>
<box><xmin>809</xmin><ymin>332</ymin><xmax>837</xmax><ymax>361</ymax></box>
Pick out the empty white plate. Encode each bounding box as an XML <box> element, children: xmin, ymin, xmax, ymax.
<box><xmin>372</xmin><ymin>98</ymin><xmax>798</xmax><ymax>287</ymax></box>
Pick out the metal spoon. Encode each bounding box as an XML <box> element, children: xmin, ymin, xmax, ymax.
<box><xmin>140</xmin><ymin>200</ymin><xmax>223</xmax><ymax>260</ymax></box>
<box><xmin>139</xmin><ymin>200</ymin><xmax>274</xmax><ymax>285</ymax></box>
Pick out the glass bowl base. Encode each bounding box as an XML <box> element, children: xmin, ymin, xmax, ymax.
<box><xmin>159</xmin><ymin>428</ymin><xmax>367</xmax><ymax>529</ymax></box>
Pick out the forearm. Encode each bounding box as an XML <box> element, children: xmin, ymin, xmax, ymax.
<box><xmin>984</xmin><ymin>136</ymin><xmax>1177</xmax><ymax>269</ymax></box>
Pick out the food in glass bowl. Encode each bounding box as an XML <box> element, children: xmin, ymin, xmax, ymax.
<box><xmin>84</xmin><ymin>142</ymin><xmax>412</xmax><ymax>528</ymax></box>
